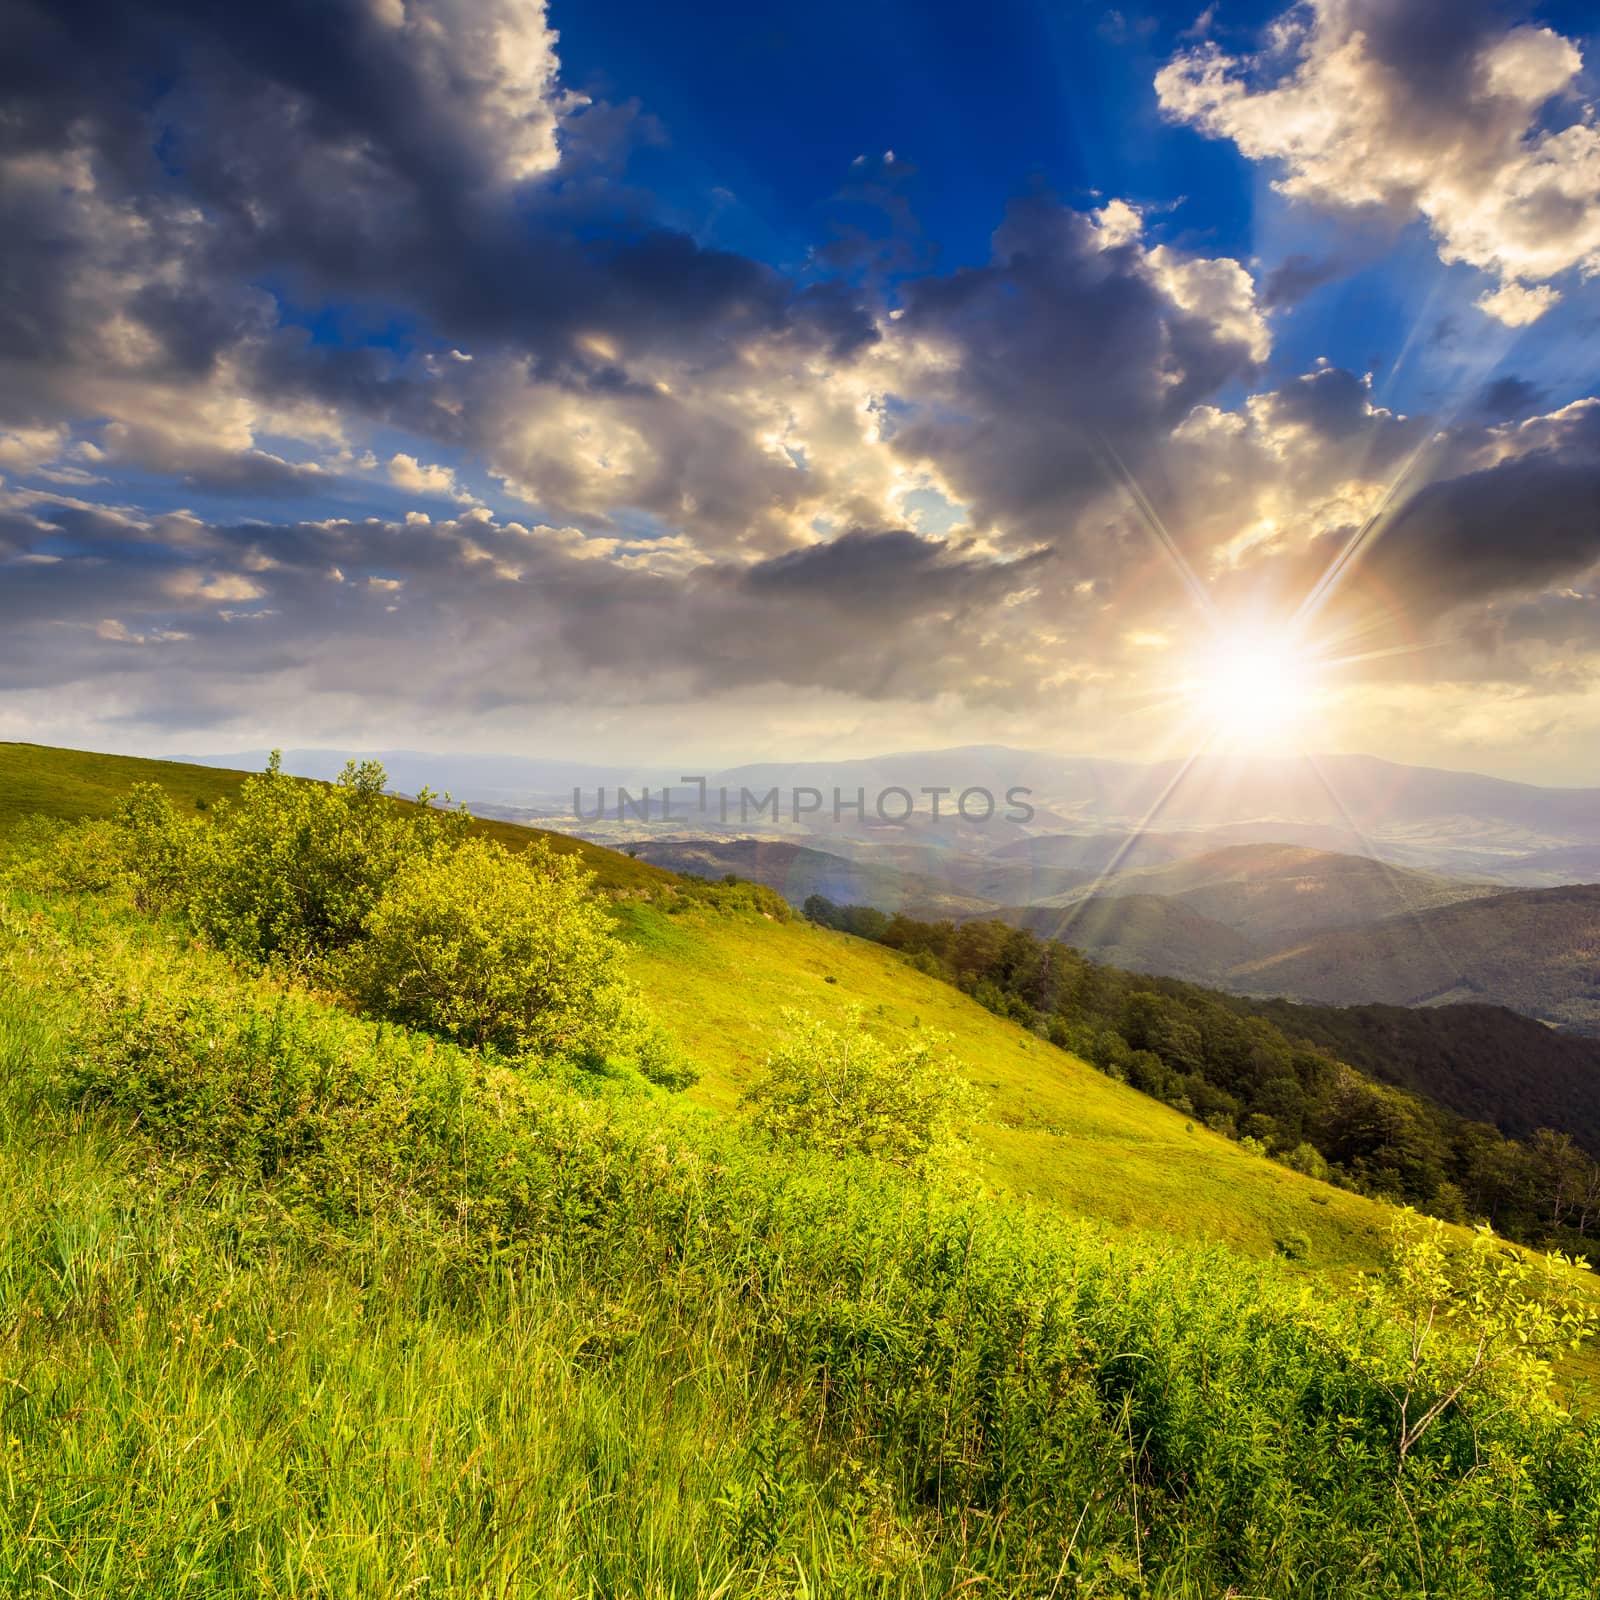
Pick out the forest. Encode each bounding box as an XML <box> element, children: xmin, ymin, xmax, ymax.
<box><xmin>804</xmin><ymin>896</ymin><xmax>1600</xmax><ymax>1258</ymax></box>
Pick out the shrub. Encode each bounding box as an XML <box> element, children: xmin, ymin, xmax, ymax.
<box><xmin>3</xmin><ymin>814</ymin><xmax>127</xmax><ymax>895</ymax></box>
<box><xmin>1359</xmin><ymin>1209</ymin><xmax>1600</xmax><ymax>1461</ymax></box>
<box><xmin>117</xmin><ymin>783</ymin><xmax>199</xmax><ymax>910</ymax></box>
<box><xmin>343</xmin><ymin>835</ymin><xmax>653</xmax><ymax>1068</ymax></box>
<box><xmin>740</xmin><ymin>1010</ymin><xmax>983</xmax><ymax>1173</ymax></box>
<box><xmin>1285</xmin><ymin>1140</ymin><xmax>1332</xmax><ymax>1182</ymax></box>
<box><xmin>166</xmin><ymin>755</ymin><xmax>469</xmax><ymax>970</ymax></box>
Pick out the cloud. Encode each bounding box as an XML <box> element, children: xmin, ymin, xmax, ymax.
<box><xmin>1356</xmin><ymin>400</ymin><xmax>1600</xmax><ymax>618</ymax></box>
<box><xmin>1261</xmin><ymin>252</ymin><xmax>1347</xmax><ymax>307</ymax></box>
<box><xmin>386</xmin><ymin>452</ymin><xmax>475</xmax><ymax>503</ymax></box>
<box><xmin>1157</xmin><ymin>0</ymin><xmax>1600</xmax><ymax>322</ymax></box>
<box><xmin>880</xmin><ymin>197</ymin><xmax>1268</xmax><ymax>557</ymax></box>
<box><xmin>2</xmin><ymin>0</ymin><xmax>1597</xmax><ymax>769</ymax></box>
<box><xmin>0</xmin><ymin>502</ymin><xmax>1074</xmax><ymax>731</ymax></box>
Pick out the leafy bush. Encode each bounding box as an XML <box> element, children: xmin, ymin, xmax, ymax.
<box><xmin>341</xmin><ymin>835</ymin><xmax>694</xmax><ymax>1086</ymax></box>
<box><xmin>117</xmin><ymin>784</ymin><xmax>198</xmax><ymax>910</ymax></box>
<box><xmin>1360</xmin><ymin>1209</ymin><xmax>1600</xmax><ymax>1462</ymax></box>
<box><xmin>1</xmin><ymin>814</ymin><xmax>126</xmax><ymax>895</ymax></box>
<box><xmin>123</xmin><ymin>756</ymin><xmax>470</xmax><ymax>970</ymax></box>
<box><xmin>102</xmin><ymin>758</ymin><xmax>694</xmax><ymax>1085</ymax></box>
<box><xmin>740</xmin><ymin>1010</ymin><xmax>983</xmax><ymax>1173</ymax></box>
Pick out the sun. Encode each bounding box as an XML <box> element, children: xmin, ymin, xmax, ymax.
<box><xmin>1186</xmin><ymin>629</ymin><xmax>1320</xmax><ymax>748</ymax></box>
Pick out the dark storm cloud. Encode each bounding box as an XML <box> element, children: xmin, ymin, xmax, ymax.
<box><xmin>1364</xmin><ymin>405</ymin><xmax>1600</xmax><ymax>617</ymax></box>
<box><xmin>731</xmin><ymin>528</ymin><xmax>1052</xmax><ymax>619</ymax></box>
<box><xmin>1261</xmin><ymin>253</ymin><xmax>1347</xmax><ymax>308</ymax></box>
<box><xmin>888</xmin><ymin>198</ymin><xmax>1266</xmax><ymax>546</ymax></box>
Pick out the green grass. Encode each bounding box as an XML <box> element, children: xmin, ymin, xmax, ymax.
<box><xmin>5</xmin><ymin>889</ymin><xmax>1600</xmax><ymax>1596</ymax></box>
<box><xmin>0</xmin><ymin>986</ymin><xmax>903</xmax><ymax>1596</ymax></box>
<box><xmin>0</xmin><ymin>742</ymin><xmax>247</xmax><ymax>827</ymax></box>
<box><xmin>0</xmin><ymin>741</ymin><xmax>674</xmax><ymax>893</ymax></box>
<box><xmin>620</xmin><ymin>901</ymin><xmax>1393</xmax><ymax>1270</ymax></box>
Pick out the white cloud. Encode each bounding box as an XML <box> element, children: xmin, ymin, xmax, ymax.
<box><xmin>0</xmin><ymin>425</ymin><xmax>70</xmax><ymax>473</ymax></box>
<box><xmin>386</xmin><ymin>451</ymin><xmax>475</xmax><ymax>502</ymax></box>
<box><xmin>380</xmin><ymin>0</ymin><xmax>581</xmax><ymax>185</ymax></box>
<box><xmin>1156</xmin><ymin>2</ymin><xmax>1600</xmax><ymax>323</ymax></box>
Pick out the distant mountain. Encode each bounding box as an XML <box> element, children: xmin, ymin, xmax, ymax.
<box><xmin>176</xmin><ymin>743</ymin><xmax>1600</xmax><ymax>883</ymax></box>
<box><xmin>987</xmin><ymin>857</ymin><xmax>1600</xmax><ymax>1036</ymax></box>
<box><xmin>631</xmin><ymin>837</ymin><xmax>1089</xmax><ymax>916</ymax></box>
<box><xmin>989</xmin><ymin>831</ymin><xmax>1216</xmax><ymax>873</ymax></box>
<box><xmin>1028</xmin><ymin>844</ymin><xmax>1499</xmax><ymax>940</ymax></box>
<box><xmin>1010</xmin><ymin>894</ymin><xmax>1256</xmax><ymax>986</ymax></box>
<box><xmin>1239</xmin><ymin>998</ymin><xmax>1600</xmax><ymax>1157</ymax></box>
<box><xmin>1233</xmin><ymin>885</ymin><xmax>1600</xmax><ymax>1033</ymax></box>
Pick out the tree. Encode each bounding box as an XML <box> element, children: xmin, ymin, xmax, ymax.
<box><xmin>1529</xmin><ymin>1127</ymin><xmax>1589</xmax><ymax>1230</ymax></box>
<box><xmin>740</xmin><ymin>1011</ymin><xmax>983</xmax><ymax>1174</ymax></box>
<box><xmin>803</xmin><ymin>894</ymin><xmax>841</xmax><ymax>927</ymax></box>
<box><xmin>1120</xmin><ymin>992</ymin><xmax>1205</xmax><ymax>1076</ymax></box>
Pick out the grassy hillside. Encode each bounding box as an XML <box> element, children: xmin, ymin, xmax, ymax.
<box><xmin>8</xmin><ymin>894</ymin><xmax>1599</xmax><ymax>1595</ymax></box>
<box><xmin>0</xmin><ymin>741</ymin><xmax>674</xmax><ymax>893</ymax></box>
<box><xmin>4</xmin><ymin>741</ymin><xmax>1400</xmax><ymax>1270</ymax></box>
<box><xmin>11</xmin><ymin>742</ymin><xmax>1598</xmax><ymax>1271</ymax></box>
<box><xmin>619</xmin><ymin>898</ymin><xmax>1392</xmax><ymax>1267</ymax></box>
<box><xmin>7</xmin><ymin>742</ymin><xmax>1600</xmax><ymax>1593</ymax></box>
<box><xmin>0</xmin><ymin>741</ymin><xmax>247</xmax><ymax>827</ymax></box>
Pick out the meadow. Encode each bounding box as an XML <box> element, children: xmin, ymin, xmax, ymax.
<box><xmin>2</xmin><ymin>744</ymin><xmax>1599</xmax><ymax>1596</ymax></box>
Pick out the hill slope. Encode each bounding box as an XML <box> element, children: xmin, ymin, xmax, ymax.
<box><xmin>1031</xmin><ymin>844</ymin><xmax>1498</xmax><ymax>939</ymax></box>
<box><xmin>4</xmin><ymin>741</ymin><xmax>1397</xmax><ymax>1269</ymax></box>
<box><xmin>1243</xmin><ymin>997</ymin><xmax>1600</xmax><ymax>1156</ymax></box>
<box><xmin>616</xmin><ymin>897</ymin><xmax>1388</xmax><ymax>1263</ymax></box>
<box><xmin>1004</xmin><ymin>893</ymin><xmax>1255</xmax><ymax>985</ymax></box>
<box><xmin>1237</xmin><ymin>885</ymin><xmax>1600</xmax><ymax>1032</ymax></box>
<box><xmin>987</xmin><ymin>846</ymin><xmax>1600</xmax><ymax>1037</ymax></box>
<box><xmin>0</xmin><ymin>741</ymin><xmax>673</xmax><ymax>893</ymax></box>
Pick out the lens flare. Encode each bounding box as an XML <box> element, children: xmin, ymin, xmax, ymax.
<box><xmin>1185</xmin><ymin>629</ymin><xmax>1321</xmax><ymax>747</ymax></box>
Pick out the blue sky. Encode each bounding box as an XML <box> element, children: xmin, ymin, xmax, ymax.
<box><xmin>547</xmin><ymin>0</ymin><xmax>1600</xmax><ymax>406</ymax></box>
<box><xmin>3</xmin><ymin>0</ymin><xmax>1600</xmax><ymax>777</ymax></box>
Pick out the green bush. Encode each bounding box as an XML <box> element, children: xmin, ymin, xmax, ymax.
<box><xmin>117</xmin><ymin>783</ymin><xmax>198</xmax><ymax>910</ymax></box>
<box><xmin>342</xmin><ymin>835</ymin><xmax>691</xmax><ymax>1084</ymax></box>
<box><xmin>102</xmin><ymin>760</ymin><xmax>693</xmax><ymax>1086</ymax></box>
<box><xmin>740</xmin><ymin>1010</ymin><xmax>983</xmax><ymax>1173</ymax></box>
<box><xmin>1</xmin><ymin>813</ymin><xmax>126</xmax><ymax>894</ymax></box>
<box><xmin>131</xmin><ymin>755</ymin><xmax>469</xmax><ymax>970</ymax></box>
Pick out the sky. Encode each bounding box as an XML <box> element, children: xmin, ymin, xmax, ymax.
<box><xmin>3</xmin><ymin>0</ymin><xmax>1600</xmax><ymax>780</ymax></box>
